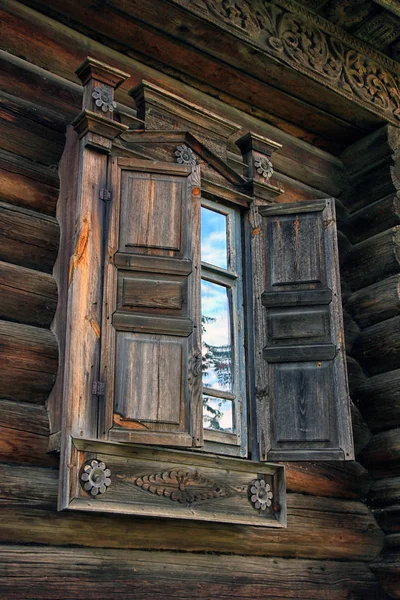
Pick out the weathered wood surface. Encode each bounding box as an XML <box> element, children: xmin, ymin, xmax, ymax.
<box><xmin>0</xmin><ymin>1</ymin><xmax>349</xmax><ymax>189</ymax></box>
<box><xmin>340</xmin><ymin>163</ymin><xmax>397</xmax><ymax>214</ymax></box>
<box><xmin>0</xmin><ymin>149</ymin><xmax>59</xmax><ymax>215</ymax></box>
<box><xmin>342</xmin><ymin>227</ymin><xmax>400</xmax><ymax>291</ymax></box>
<box><xmin>362</xmin><ymin>430</ymin><xmax>400</xmax><ymax>478</ymax></box>
<box><xmin>0</xmin><ymin>320</ymin><xmax>57</xmax><ymax>404</ymax></box>
<box><xmin>374</xmin><ymin>505</ymin><xmax>400</xmax><ymax>534</ymax></box>
<box><xmin>356</xmin><ymin>369</ymin><xmax>400</xmax><ymax>432</ymax></box>
<box><xmin>372</xmin><ymin>560</ymin><xmax>400</xmax><ymax>600</ymax></box>
<box><xmin>343</xmin><ymin>310</ymin><xmax>360</xmax><ymax>355</ymax></box>
<box><xmin>354</xmin><ymin>315</ymin><xmax>400</xmax><ymax>376</ymax></box>
<box><xmin>351</xmin><ymin>403</ymin><xmax>371</xmax><ymax>457</ymax></box>
<box><xmin>0</xmin><ymin>261</ymin><xmax>57</xmax><ymax>327</ymax></box>
<box><xmin>370</xmin><ymin>477</ymin><xmax>400</xmax><ymax>508</ymax></box>
<box><xmin>0</xmin><ymin>399</ymin><xmax>49</xmax><ymax>436</ymax></box>
<box><xmin>0</xmin><ymin>202</ymin><xmax>59</xmax><ymax>273</ymax></box>
<box><xmin>344</xmin><ymin>193</ymin><xmax>400</xmax><ymax>244</ymax></box>
<box><xmin>0</xmin><ymin>89</ymin><xmax>65</xmax><ymax>165</ymax></box>
<box><xmin>0</xmin><ymin>545</ymin><xmax>384</xmax><ymax>600</ymax></box>
<box><xmin>346</xmin><ymin>356</ymin><xmax>367</xmax><ymax>397</ymax></box>
<box><xmin>0</xmin><ymin>468</ymin><xmax>383</xmax><ymax>560</ymax></box>
<box><xmin>347</xmin><ymin>275</ymin><xmax>400</xmax><ymax>329</ymax></box>
<box><xmin>14</xmin><ymin>0</ymin><xmax>373</xmax><ymax>150</ymax></box>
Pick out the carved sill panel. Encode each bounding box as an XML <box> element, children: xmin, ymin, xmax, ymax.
<box><xmin>66</xmin><ymin>438</ymin><xmax>286</xmax><ymax>528</ymax></box>
<box><xmin>173</xmin><ymin>0</ymin><xmax>400</xmax><ymax>125</ymax></box>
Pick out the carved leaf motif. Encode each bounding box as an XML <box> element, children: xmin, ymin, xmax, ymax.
<box><xmin>132</xmin><ymin>469</ymin><xmax>234</xmax><ymax>503</ymax></box>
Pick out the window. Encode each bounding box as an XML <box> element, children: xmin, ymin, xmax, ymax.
<box><xmin>55</xmin><ymin>58</ymin><xmax>352</xmax><ymax>525</ymax></box>
<box><xmin>200</xmin><ymin>200</ymin><xmax>247</xmax><ymax>456</ymax></box>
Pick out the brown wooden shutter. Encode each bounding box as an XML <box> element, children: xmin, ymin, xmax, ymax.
<box><xmin>100</xmin><ymin>157</ymin><xmax>203</xmax><ymax>448</ymax></box>
<box><xmin>256</xmin><ymin>199</ymin><xmax>354</xmax><ymax>461</ymax></box>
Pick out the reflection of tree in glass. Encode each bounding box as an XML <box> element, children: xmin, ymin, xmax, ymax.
<box><xmin>203</xmin><ymin>398</ymin><xmax>224</xmax><ymax>430</ymax></box>
<box><xmin>201</xmin><ymin>316</ymin><xmax>232</xmax><ymax>389</ymax></box>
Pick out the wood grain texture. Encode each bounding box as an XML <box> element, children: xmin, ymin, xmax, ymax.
<box><xmin>0</xmin><ymin>148</ymin><xmax>59</xmax><ymax>215</ymax></box>
<box><xmin>0</xmin><ymin>473</ymin><xmax>383</xmax><ymax>560</ymax></box>
<box><xmin>0</xmin><ymin>261</ymin><xmax>57</xmax><ymax>327</ymax></box>
<box><xmin>0</xmin><ymin>545</ymin><xmax>384</xmax><ymax>600</ymax></box>
<box><xmin>356</xmin><ymin>369</ymin><xmax>400</xmax><ymax>432</ymax></box>
<box><xmin>0</xmin><ymin>320</ymin><xmax>57</xmax><ymax>404</ymax></box>
<box><xmin>346</xmin><ymin>275</ymin><xmax>400</xmax><ymax>329</ymax></box>
<box><xmin>354</xmin><ymin>315</ymin><xmax>400</xmax><ymax>376</ymax></box>
<box><xmin>0</xmin><ymin>201</ymin><xmax>59</xmax><ymax>273</ymax></box>
<box><xmin>344</xmin><ymin>193</ymin><xmax>400</xmax><ymax>244</ymax></box>
<box><xmin>362</xmin><ymin>429</ymin><xmax>400</xmax><ymax>478</ymax></box>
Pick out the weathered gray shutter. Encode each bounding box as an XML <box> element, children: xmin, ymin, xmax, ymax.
<box><xmin>257</xmin><ymin>199</ymin><xmax>354</xmax><ymax>461</ymax></box>
<box><xmin>100</xmin><ymin>157</ymin><xmax>203</xmax><ymax>448</ymax></box>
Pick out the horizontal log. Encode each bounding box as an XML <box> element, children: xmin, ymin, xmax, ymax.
<box><xmin>356</xmin><ymin>369</ymin><xmax>400</xmax><ymax>432</ymax></box>
<box><xmin>369</xmin><ymin>477</ymin><xmax>400</xmax><ymax>507</ymax></box>
<box><xmin>346</xmin><ymin>275</ymin><xmax>400</xmax><ymax>329</ymax></box>
<box><xmin>337</xmin><ymin>230</ymin><xmax>352</xmax><ymax>267</ymax></box>
<box><xmin>344</xmin><ymin>193</ymin><xmax>400</xmax><ymax>244</ymax></box>
<box><xmin>351</xmin><ymin>403</ymin><xmax>371</xmax><ymax>457</ymax></box>
<box><xmin>340</xmin><ymin>162</ymin><xmax>397</xmax><ymax>214</ymax></box>
<box><xmin>0</xmin><ymin>201</ymin><xmax>59</xmax><ymax>273</ymax></box>
<box><xmin>0</xmin><ymin>261</ymin><xmax>57</xmax><ymax>327</ymax></box>
<box><xmin>342</xmin><ymin>226</ymin><xmax>400</xmax><ymax>291</ymax></box>
<box><xmin>0</xmin><ymin>545</ymin><xmax>382</xmax><ymax>600</ymax></box>
<box><xmin>372</xmin><ymin>559</ymin><xmax>400</xmax><ymax>600</ymax></box>
<box><xmin>0</xmin><ymin>398</ymin><xmax>49</xmax><ymax>436</ymax></box>
<box><xmin>343</xmin><ymin>310</ymin><xmax>360</xmax><ymax>355</ymax></box>
<box><xmin>0</xmin><ymin>90</ymin><xmax>65</xmax><ymax>166</ymax></box>
<box><xmin>0</xmin><ymin>148</ymin><xmax>59</xmax><ymax>215</ymax></box>
<box><xmin>0</xmin><ymin>1</ymin><xmax>349</xmax><ymax>186</ymax></box>
<box><xmin>361</xmin><ymin>429</ymin><xmax>400</xmax><ymax>478</ymax></box>
<box><xmin>346</xmin><ymin>356</ymin><xmax>367</xmax><ymax>397</ymax></box>
<box><xmin>0</xmin><ymin>320</ymin><xmax>58</xmax><ymax>404</ymax></box>
<box><xmin>0</xmin><ymin>464</ymin><xmax>383</xmax><ymax>560</ymax></box>
<box><xmin>353</xmin><ymin>316</ymin><xmax>400</xmax><ymax>376</ymax></box>
<box><xmin>374</xmin><ymin>505</ymin><xmax>400</xmax><ymax>534</ymax></box>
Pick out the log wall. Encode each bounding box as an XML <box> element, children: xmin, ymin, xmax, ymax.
<box><xmin>0</xmin><ymin>1</ymin><xmax>389</xmax><ymax>598</ymax></box>
<box><xmin>341</xmin><ymin>126</ymin><xmax>400</xmax><ymax>598</ymax></box>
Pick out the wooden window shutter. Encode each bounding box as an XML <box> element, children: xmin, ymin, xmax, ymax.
<box><xmin>255</xmin><ymin>199</ymin><xmax>354</xmax><ymax>461</ymax></box>
<box><xmin>100</xmin><ymin>157</ymin><xmax>203</xmax><ymax>448</ymax></box>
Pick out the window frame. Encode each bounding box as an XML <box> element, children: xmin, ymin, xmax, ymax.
<box><xmin>200</xmin><ymin>197</ymin><xmax>248</xmax><ymax>458</ymax></box>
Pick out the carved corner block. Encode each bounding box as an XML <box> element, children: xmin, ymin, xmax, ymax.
<box><xmin>236</xmin><ymin>132</ymin><xmax>284</xmax><ymax>201</ymax></box>
<box><xmin>65</xmin><ymin>438</ymin><xmax>287</xmax><ymax>528</ymax></box>
<box><xmin>75</xmin><ymin>56</ymin><xmax>130</xmax><ymax>118</ymax></box>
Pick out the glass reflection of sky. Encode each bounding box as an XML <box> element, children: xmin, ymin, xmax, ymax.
<box><xmin>203</xmin><ymin>395</ymin><xmax>233</xmax><ymax>432</ymax></box>
<box><xmin>201</xmin><ymin>280</ymin><xmax>232</xmax><ymax>392</ymax></box>
<box><xmin>201</xmin><ymin>207</ymin><xmax>228</xmax><ymax>269</ymax></box>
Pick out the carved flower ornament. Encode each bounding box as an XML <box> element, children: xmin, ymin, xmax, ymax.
<box><xmin>92</xmin><ymin>84</ymin><xmax>117</xmax><ymax>113</ymax></box>
<box><xmin>249</xmin><ymin>478</ymin><xmax>273</xmax><ymax>511</ymax></box>
<box><xmin>175</xmin><ymin>145</ymin><xmax>196</xmax><ymax>165</ymax></box>
<box><xmin>80</xmin><ymin>459</ymin><xmax>111</xmax><ymax>496</ymax></box>
<box><xmin>254</xmin><ymin>157</ymin><xmax>274</xmax><ymax>180</ymax></box>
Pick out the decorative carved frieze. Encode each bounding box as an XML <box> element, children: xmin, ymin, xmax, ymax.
<box><xmin>175</xmin><ymin>0</ymin><xmax>400</xmax><ymax>124</ymax></box>
<box><xmin>356</xmin><ymin>14</ymin><xmax>400</xmax><ymax>50</ymax></box>
<box><xmin>132</xmin><ymin>469</ymin><xmax>236</xmax><ymax>503</ymax></box>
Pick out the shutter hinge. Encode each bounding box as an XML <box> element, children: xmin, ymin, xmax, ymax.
<box><xmin>92</xmin><ymin>381</ymin><xmax>105</xmax><ymax>396</ymax></box>
<box><xmin>99</xmin><ymin>188</ymin><xmax>112</xmax><ymax>202</ymax></box>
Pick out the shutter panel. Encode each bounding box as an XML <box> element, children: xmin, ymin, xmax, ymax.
<box><xmin>100</xmin><ymin>157</ymin><xmax>202</xmax><ymax>447</ymax></box>
<box><xmin>257</xmin><ymin>199</ymin><xmax>354</xmax><ymax>461</ymax></box>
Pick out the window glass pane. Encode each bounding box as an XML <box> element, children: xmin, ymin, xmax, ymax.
<box><xmin>201</xmin><ymin>206</ymin><xmax>228</xmax><ymax>269</ymax></box>
<box><xmin>203</xmin><ymin>396</ymin><xmax>234</xmax><ymax>432</ymax></box>
<box><xmin>201</xmin><ymin>280</ymin><xmax>232</xmax><ymax>392</ymax></box>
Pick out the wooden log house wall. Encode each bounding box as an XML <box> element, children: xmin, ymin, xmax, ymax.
<box><xmin>0</xmin><ymin>0</ymin><xmax>399</xmax><ymax>598</ymax></box>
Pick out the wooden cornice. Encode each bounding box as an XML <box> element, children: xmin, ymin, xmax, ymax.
<box><xmin>170</xmin><ymin>0</ymin><xmax>400</xmax><ymax>126</ymax></box>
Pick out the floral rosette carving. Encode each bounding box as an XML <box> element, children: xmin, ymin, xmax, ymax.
<box><xmin>175</xmin><ymin>145</ymin><xmax>196</xmax><ymax>165</ymax></box>
<box><xmin>80</xmin><ymin>459</ymin><xmax>111</xmax><ymax>496</ymax></box>
<box><xmin>249</xmin><ymin>478</ymin><xmax>273</xmax><ymax>511</ymax></box>
<box><xmin>254</xmin><ymin>157</ymin><xmax>274</xmax><ymax>180</ymax></box>
<box><xmin>92</xmin><ymin>84</ymin><xmax>117</xmax><ymax>113</ymax></box>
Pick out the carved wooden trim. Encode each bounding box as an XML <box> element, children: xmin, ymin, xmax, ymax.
<box><xmin>173</xmin><ymin>0</ymin><xmax>400</xmax><ymax>125</ymax></box>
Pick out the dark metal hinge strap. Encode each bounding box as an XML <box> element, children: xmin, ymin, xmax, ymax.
<box><xmin>92</xmin><ymin>381</ymin><xmax>105</xmax><ymax>396</ymax></box>
<box><xmin>99</xmin><ymin>188</ymin><xmax>112</xmax><ymax>202</ymax></box>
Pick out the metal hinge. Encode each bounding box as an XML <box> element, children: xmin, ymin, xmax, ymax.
<box><xmin>99</xmin><ymin>188</ymin><xmax>112</xmax><ymax>202</ymax></box>
<box><xmin>92</xmin><ymin>381</ymin><xmax>105</xmax><ymax>396</ymax></box>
